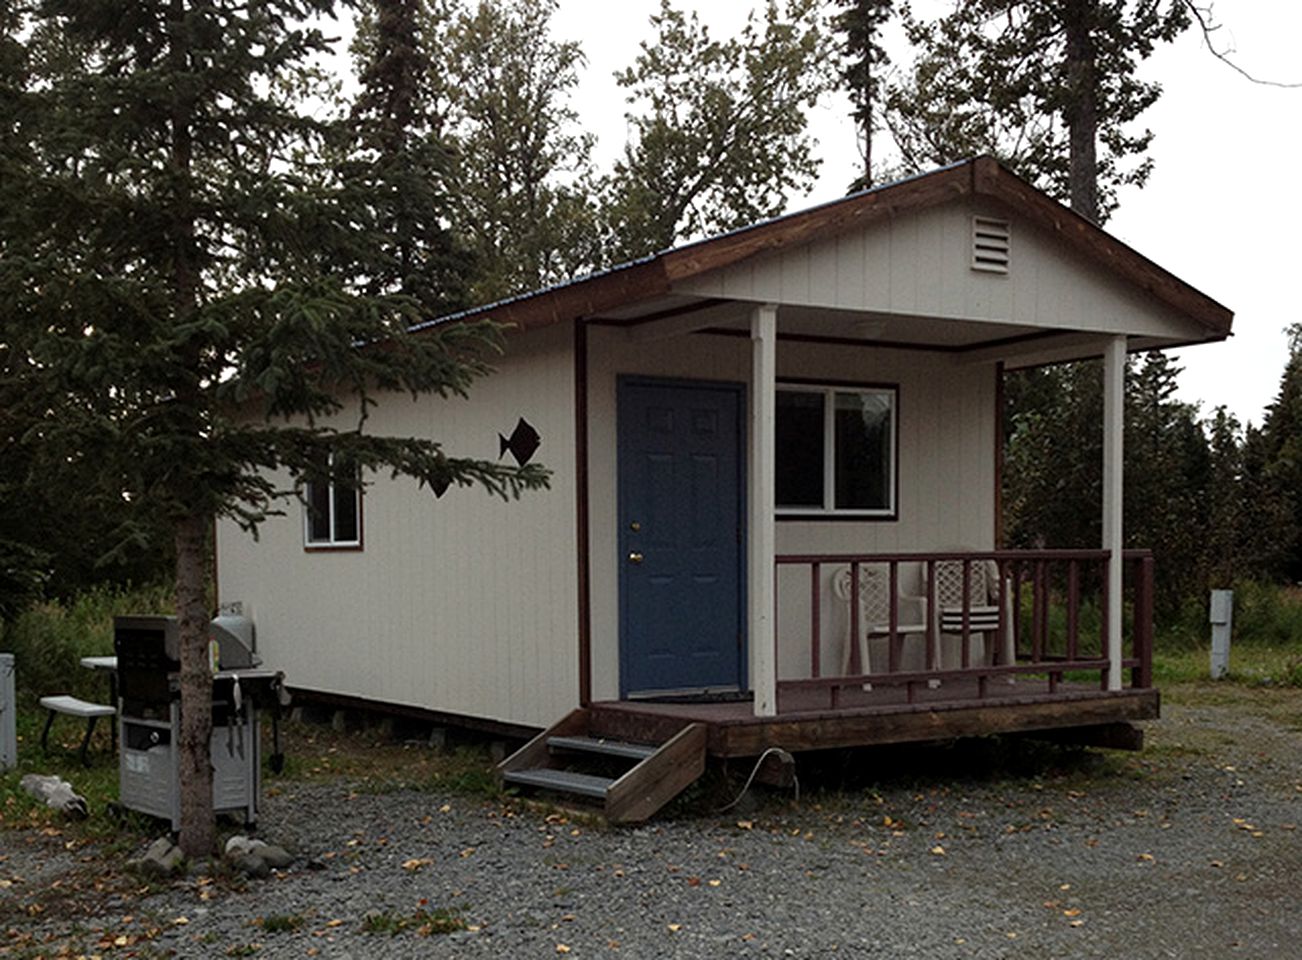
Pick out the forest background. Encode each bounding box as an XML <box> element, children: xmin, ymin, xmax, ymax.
<box><xmin>3</xmin><ymin>1</ymin><xmax>1302</xmax><ymax>850</ymax></box>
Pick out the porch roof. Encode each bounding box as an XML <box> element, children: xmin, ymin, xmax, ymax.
<box><xmin>414</xmin><ymin>156</ymin><xmax>1233</xmax><ymax>355</ymax></box>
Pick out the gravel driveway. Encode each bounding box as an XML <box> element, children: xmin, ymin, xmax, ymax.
<box><xmin>4</xmin><ymin>685</ymin><xmax>1300</xmax><ymax>959</ymax></box>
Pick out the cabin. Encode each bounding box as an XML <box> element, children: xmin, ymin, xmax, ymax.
<box><xmin>215</xmin><ymin>157</ymin><xmax>1232</xmax><ymax>821</ymax></box>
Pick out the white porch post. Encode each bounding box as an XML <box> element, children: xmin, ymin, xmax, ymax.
<box><xmin>1102</xmin><ymin>335</ymin><xmax>1126</xmax><ymax>691</ymax></box>
<box><xmin>749</xmin><ymin>304</ymin><xmax>778</xmax><ymax>717</ymax></box>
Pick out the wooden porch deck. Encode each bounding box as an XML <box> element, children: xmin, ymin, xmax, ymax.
<box><xmin>590</xmin><ymin>679</ymin><xmax>1159</xmax><ymax>758</ymax></box>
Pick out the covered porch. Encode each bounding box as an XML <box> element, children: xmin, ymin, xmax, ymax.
<box><xmin>591</xmin><ymin>547</ymin><xmax>1156</xmax><ymax>754</ymax></box>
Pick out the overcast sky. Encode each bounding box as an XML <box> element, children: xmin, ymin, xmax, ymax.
<box><xmin>546</xmin><ymin>0</ymin><xmax>1301</xmax><ymax>428</ymax></box>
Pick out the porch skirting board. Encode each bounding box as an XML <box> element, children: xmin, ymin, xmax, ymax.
<box><xmin>589</xmin><ymin>683</ymin><xmax>1159</xmax><ymax>758</ymax></box>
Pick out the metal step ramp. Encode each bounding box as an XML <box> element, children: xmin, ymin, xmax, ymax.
<box><xmin>497</xmin><ymin>709</ymin><xmax>706</xmax><ymax>824</ymax></box>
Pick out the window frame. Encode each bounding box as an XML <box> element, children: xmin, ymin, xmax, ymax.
<box><xmin>302</xmin><ymin>454</ymin><xmax>363</xmax><ymax>551</ymax></box>
<box><xmin>775</xmin><ymin>378</ymin><xmax>899</xmax><ymax>521</ymax></box>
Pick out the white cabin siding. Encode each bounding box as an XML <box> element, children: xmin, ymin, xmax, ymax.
<box><xmin>677</xmin><ymin>198</ymin><xmax>1201</xmax><ymax>341</ymax></box>
<box><xmin>216</xmin><ymin>321</ymin><xmax>579</xmax><ymax>728</ymax></box>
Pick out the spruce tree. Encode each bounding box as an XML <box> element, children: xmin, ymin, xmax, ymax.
<box><xmin>887</xmin><ymin>0</ymin><xmax>1189</xmax><ymax>222</ymax></box>
<box><xmin>1</xmin><ymin>0</ymin><xmax>544</xmax><ymax>855</ymax></box>
<box><xmin>833</xmin><ymin>0</ymin><xmax>894</xmax><ymax>191</ymax></box>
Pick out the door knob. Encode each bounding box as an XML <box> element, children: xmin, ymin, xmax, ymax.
<box><xmin>628</xmin><ymin>551</ymin><xmax>644</xmax><ymax>565</ymax></box>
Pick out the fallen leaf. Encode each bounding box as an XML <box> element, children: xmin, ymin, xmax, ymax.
<box><xmin>686</xmin><ymin>876</ymin><xmax>701</xmax><ymax>887</ymax></box>
<box><xmin>556</xmin><ymin>944</ymin><xmax>571</xmax><ymax>954</ymax></box>
<box><xmin>668</xmin><ymin>923</ymin><xmax>682</xmax><ymax>932</ymax></box>
<box><xmin>1136</xmin><ymin>853</ymin><xmax>1154</xmax><ymax>862</ymax></box>
<box><xmin>325</xmin><ymin>919</ymin><xmax>344</xmax><ymax>928</ymax></box>
<box><xmin>1063</xmin><ymin>908</ymin><xmax>1082</xmax><ymax>918</ymax></box>
<box><xmin>402</xmin><ymin>858</ymin><xmax>433</xmax><ymax>872</ymax></box>
<box><xmin>708</xmin><ymin>879</ymin><xmax>721</xmax><ymax>887</ymax></box>
<box><xmin>930</xmin><ymin>845</ymin><xmax>946</xmax><ymax>856</ymax></box>
<box><xmin>736</xmin><ymin>820</ymin><xmax>753</xmax><ymax>830</ymax></box>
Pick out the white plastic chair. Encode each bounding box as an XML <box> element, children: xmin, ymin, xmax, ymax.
<box><xmin>930</xmin><ymin>555</ymin><xmax>1015</xmax><ymax>670</ymax></box>
<box><xmin>832</xmin><ymin>565</ymin><xmax>931</xmax><ymax>683</ymax></box>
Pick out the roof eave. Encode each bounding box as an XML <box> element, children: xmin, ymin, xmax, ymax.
<box><xmin>421</xmin><ymin>156</ymin><xmax>1232</xmax><ymax>340</ymax></box>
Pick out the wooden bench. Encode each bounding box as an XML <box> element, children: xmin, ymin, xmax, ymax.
<box><xmin>39</xmin><ymin>696</ymin><xmax>115</xmax><ymax>766</ymax></box>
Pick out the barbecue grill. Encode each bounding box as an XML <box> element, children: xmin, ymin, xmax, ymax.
<box><xmin>113</xmin><ymin>614</ymin><xmax>287</xmax><ymax>831</ymax></box>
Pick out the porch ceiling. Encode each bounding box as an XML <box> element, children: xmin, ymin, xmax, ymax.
<box><xmin>589</xmin><ymin>293</ymin><xmax>1190</xmax><ymax>365</ymax></box>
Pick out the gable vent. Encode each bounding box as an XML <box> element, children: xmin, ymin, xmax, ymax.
<box><xmin>972</xmin><ymin>217</ymin><xmax>1011</xmax><ymax>274</ymax></box>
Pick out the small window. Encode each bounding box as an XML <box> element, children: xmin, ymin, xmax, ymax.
<box><xmin>303</xmin><ymin>454</ymin><xmax>361</xmax><ymax>548</ymax></box>
<box><xmin>776</xmin><ymin>383</ymin><xmax>896</xmax><ymax>517</ymax></box>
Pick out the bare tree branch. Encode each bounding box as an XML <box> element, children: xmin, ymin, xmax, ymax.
<box><xmin>1184</xmin><ymin>2</ymin><xmax>1302</xmax><ymax>89</ymax></box>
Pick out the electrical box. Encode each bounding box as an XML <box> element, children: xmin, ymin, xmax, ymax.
<box><xmin>1209</xmin><ymin>589</ymin><xmax>1233</xmax><ymax>679</ymax></box>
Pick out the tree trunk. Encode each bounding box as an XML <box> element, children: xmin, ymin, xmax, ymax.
<box><xmin>174</xmin><ymin>510</ymin><xmax>214</xmax><ymax>856</ymax></box>
<box><xmin>1063</xmin><ymin>0</ymin><xmax>1100</xmax><ymax>222</ymax></box>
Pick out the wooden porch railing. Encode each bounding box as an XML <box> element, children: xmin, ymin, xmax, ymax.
<box><xmin>773</xmin><ymin>549</ymin><xmax>1154</xmax><ymax>711</ymax></box>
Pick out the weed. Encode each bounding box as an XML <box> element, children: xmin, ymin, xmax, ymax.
<box><xmin>361</xmin><ymin>906</ymin><xmax>465</xmax><ymax>936</ymax></box>
<box><xmin>257</xmin><ymin>913</ymin><xmax>306</xmax><ymax>933</ymax></box>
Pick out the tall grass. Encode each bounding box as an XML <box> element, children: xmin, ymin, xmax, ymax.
<box><xmin>1158</xmin><ymin>580</ymin><xmax>1302</xmax><ymax>650</ymax></box>
<box><xmin>1152</xmin><ymin>580</ymin><xmax>1302</xmax><ymax>686</ymax></box>
<box><xmin>0</xmin><ymin>582</ymin><xmax>173</xmax><ymax>703</ymax></box>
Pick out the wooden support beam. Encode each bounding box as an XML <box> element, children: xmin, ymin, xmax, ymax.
<box><xmin>622</xmin><ymin>300</ymin><xmax>747</xmax><ymax>343</ymax></box>
<box><xmin>589</xmin><ymin>688</ymin><xmax>1159</xmax><ymax>759</ymax></box>
<box><xmin>749</xmin><ymin>304</ymin><xmax>778</xmax><ymax>717</ymax></box>
<box><xmin>1102</xmin><ymin>335</ymin><xmax>1126</xmax><ymax>691</ymax></box>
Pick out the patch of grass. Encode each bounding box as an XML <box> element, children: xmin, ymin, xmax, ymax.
<box><xmin>257</xmin><ymin>913</ymin><xmax>307</xmax><ymax>933</ymax></box>
<box><xmin>1159</xmin><ymin>580</ymin><xmax>1302</xmax><ymax>651</ymax></box>
<box><xmin>361</xmin><ymin>906</ymin><xmax>466</xmax><ymax>936</ymax></box>
<box><xmin>0</xmin><ymin>707</ymin><xmax>150</xmax><ymax>850</ymax></box>
<box><xmin>1154</xmin><ymin>645</ymin><xmax>1302</xmax><ymax>687</ymax></box>
<box><xmin>274</xmin><ymin>722</ymin><xmax>500</xmax><ymax>797</ymax></box>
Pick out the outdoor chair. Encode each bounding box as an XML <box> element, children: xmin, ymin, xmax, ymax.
<box><xmin>929</xmin><ymin>555</ymin><xmax>1015</xmax><ymax>672</ymax></box>
<box><xmin>832</xmin><ymin>565</ymin><xmax>932</xmax><ymax>686</ymax></box>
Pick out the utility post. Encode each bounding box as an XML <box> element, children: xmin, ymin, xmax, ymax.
<box><xmin>1209</xmin><ymin>589</ymin><xmax>1233</xmax><ymax>679</ymax></box>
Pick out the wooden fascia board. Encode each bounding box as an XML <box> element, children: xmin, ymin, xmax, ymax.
<box><xmin>474</xmin><ymin>259</ymin><xmax>673</xmax><ymax>331</ymax></box>
<box><xmin>970</xmin><ymin>157</ymin><xmax>1233</xmax><ymax>336</ymax></box>
<box><xmin>659</xmin><ymin>164</ymin><xmax>974</xmax><ymax>283</ymax></box>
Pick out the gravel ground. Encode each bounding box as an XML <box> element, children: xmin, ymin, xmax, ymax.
<box><xmin>3</xmin><ymin>687</ymin><xmax>1300</xmax><ymax>959</ymax></box>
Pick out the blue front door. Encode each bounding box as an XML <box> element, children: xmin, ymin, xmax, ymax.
<box><xmin>618</xmin><ymin>378</ymin><xmax>745</xmax><ymax>696</ymax></box>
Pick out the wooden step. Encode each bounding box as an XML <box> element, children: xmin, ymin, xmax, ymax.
<box><xmin>547</xmin><ymin>735</ymin><xmax>656</xmax><ymax>761</ymax></box>
<box><xmin>502</xmin><ymin>767</ymin><xmax>613</xmax><ymax>799</ymax></box>
<box><xmin>496</xmin><ymin>708</ymin><xmax>708</xmax><ymax>823</ymax></box>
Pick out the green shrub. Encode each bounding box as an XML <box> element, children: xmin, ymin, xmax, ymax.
<box><xmin>0</xmin><ymin>582</ymin><xmax>173</xmax><ymax>702</ymax></box>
